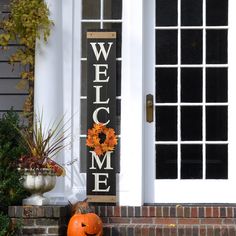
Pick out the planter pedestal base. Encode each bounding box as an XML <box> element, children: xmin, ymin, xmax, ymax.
<box><xmin>23</xmin><ymin>194</ymin><xmax>49</xmax><ymax>206</ymax></box>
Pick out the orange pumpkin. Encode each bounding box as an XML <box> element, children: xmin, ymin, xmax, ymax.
<box><xmin>67</xmin><ymin>212</ymin><xmax>103</xmax><ymax>236</ymax></box>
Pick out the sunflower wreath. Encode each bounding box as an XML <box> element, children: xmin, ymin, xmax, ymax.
<box><xmin>86</xmin><ymin>123</ymin><xmax>118</xmax><ymax>156</ymax></box>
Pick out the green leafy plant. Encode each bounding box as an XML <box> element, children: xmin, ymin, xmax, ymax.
<box><xmin>0</xmin><ymin>111</ymin><xmax>28</xmax><ymax>208</ymax></box>
<box><xmin>17</xmin><ymin>114</ymin><xmax>70</xmax><ymax>176</ymax></box>
<box><xmin>0</xmin><ymin>212</ymin><xmax>21</xmax><ymax>236</ymax></box>
<box><xmin>0</xmin><ymin>111</ymin><xmax>29</xmax><ymax>235</ymax></box>
<box><xmin>0</xmin><ymin>0</ymin><xmax>53</xmax><ymax>116</ymax></box>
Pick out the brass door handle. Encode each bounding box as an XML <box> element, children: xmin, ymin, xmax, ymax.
<box><xmin>146</xmin><ymin>94</ymin><xmax>154</xmax><ymax>123</ymax></box>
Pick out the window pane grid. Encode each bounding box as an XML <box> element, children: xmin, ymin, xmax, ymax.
<box><xmin>155</xmin><ymin>0</ymin><xmax>228</xmax><ymax>179</ymax></box>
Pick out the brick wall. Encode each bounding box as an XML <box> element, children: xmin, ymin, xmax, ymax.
<box><xmin>8</xmin><ymin>205</ymin><xmax>71</xmax><ymax>236</ymax></box>
<box><xmin>95</xmin><ymin>205</ymin><xmax>236</xmax><ymax>236</ymax></box>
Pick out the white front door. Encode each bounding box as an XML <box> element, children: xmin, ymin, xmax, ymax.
<box><xmin>144</xmin><ymin>0</ymin><xmax>236</xmax><ymax>203</ymax></box>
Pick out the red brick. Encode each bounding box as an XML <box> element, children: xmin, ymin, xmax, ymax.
<box><xmin>134</xmin><ymin>225</ymin><xmax>142</xmax><ymax>236</ymax></box>
<box><xmin>183</xmin><ymin>207</ymin><xmax>191</xmax><ymax>218</ymax></box>
<box><xmin>36</xmin><ymin>207</ymin><xmax>45</xmax><ymax>217</ymax></box>
<box><xmin>141</xmin><ymin>226</ymin><xmax>149</xmax><ymax>236</ymax></box>
<box><xmin>176</xmin><ymin>206</ymin><xmax>184</xmax><ymax>217</ymax></box>
<box><xmin>206</xmin><ymin>207</ymin><xmax>212</xmax><ymax>217</ymax></box>
<box><xmin>163</xmin><ymin>227</ymin><xmax>170</xmax><ymax>236</ymax></box>
<box><xmin>22</xmin><ymin>218</ymin><xmax>35</xmax><ymax>226</ymax></box>
<box><xmin>224</xmin><ymin>218</ymin><xmax>236</xmax><ymax>224</ymax></box>
<box><xmin>107</xmin><ymin>206</ymin><xmax>113</xmax><ymax>216</ymax></box>
<box><xmin>109</xmin><ymin>217</ymin><xmax>130</xmax><ymax>224</ymax></box>
<box><xmin>22</xmin><ymin>227</ymin><xmax>46</xmax><ymax>234</ymax></box>
<box><xmin>48</xmin><ymin>227</ymin><xmax>59</xmax><ymax>234</ymax></box>
<box><xmin>142</xmin><ymin>206</ymin><xmax>149</xmax><ymax>217</ymax></box>
<box><xmin>178</xmin><ymin>218</ymin><xmax>199</xmax><ymax>224</ymax></box>
<box><xmin>156</xmin><ymin>226</ymin><xmax>163</xmax><ymax>236</ymax></box>
<box><xmin>201</xmin><ymin>218</ymin><xmax>222</xmax><ymax>224</ymax></box>
<box><xmin>132</xmin><ymin>217</ymin><xmax>154</xmax><ymax>224</ymax></box>
<box><xmin>170</xmin><ymin>207</ymin><xmax>176</xmax><ymax>217</ymax></box>
<box><xmin>128</xmin><ymin>206</ymin><xmax>134</xmax><ymax>217</ymax></box>
<box><xmin>154</xmin><ymin>218</ymin><xmax>176</xmax><ymax>225</ymax></box>
<box><xmin>185</xmin><ymin>226</ymin><xmax>192</xmax><ymax>236</ymax></box>
<box><xmin>149</xmin><ymin>227</ymin><xmax>156</xmax><ymax>236</ymax></box>
<box><xmin>170</xmin><ymin>227</ymin><xmax>177</xmax><ymax>236</ymax></box>
<box><xmin>193</xmin><ymin>226</ymin><xmax>199</xmax><ymax>235</ymax></box>
<box><xmin>221</xmin><ymin>226</ymin><xmax>229</xmax><ymax>236</ymax></box>
<box><xmin>113</xmin><ymin>206</ymin><xmax>121</xmax><ymax>217</ymax></box>
<box><xmin>220</xmin><ymin>207</ymin><xmax>227</xmax><ymax>217</ymax></box>
<box><xmin>36</xmin><ymin>218</ymin><xmax>58</xmax><ymax>226</ymax></box>
<box><xmin>228</xmin><ymin>226</ymin><xmax>236</xmax><ymax>236</ymax></box>
<box><xmin>191</xmin><ymin>207</ymin><xmax>198</xmax><ymax>218</ymax></box>
<box><xmin>200</xmin><ymin>226</ymin><xmax>206</xmax><ymax>236</ymax></box>
<box><xmin>178</xmin><ymin>226</ymin><xmax>185</xmax><ymax>236</ymax></box>
<box><xmin>227</xmin><ymin>207</ymin><xmax>233</xmax><ymax>218</ymax></box>
<box><xmin>149</xmin><ymin>206</ymin><xmax>156</xmax><ymax>217</ymax></box>
<box><xmin>163</xmin><ymin>207</ymin><xmax>170</xmax><ymax>217</ymax></box>
<box><xmin>206</xmin><ymin>226</ymin><xmax>214</xmax><ymax>236</ymax></box>
<box><xmin>156</xmin><ymin>207</ymin><xmax>163</xmax><ymax>217</ymax></box>
<box><xmin>213</xmin><ymin>207</ymin><xmax>219</xmax><ymax>217</ymax></box>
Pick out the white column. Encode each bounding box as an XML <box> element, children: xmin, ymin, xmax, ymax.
<box><xmin>119</xmin><ymin>0</ymin><xmax>144</xmax><ymax>206</ymax></box>
<box><xmin>34</xmin><ymin>0</ymin><xmax>67</xmax><ymax>204</ymax></box>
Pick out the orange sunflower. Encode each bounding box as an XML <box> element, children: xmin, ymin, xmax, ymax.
<box><xmin>86</xmin><ymin>123</ymin><xmax>118</xmax><ymax>156</ymax></box>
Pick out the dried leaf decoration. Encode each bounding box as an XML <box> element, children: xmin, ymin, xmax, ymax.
<box><xmin>86</xmin><ymin>123</ymin><xmax>118</xmax><ymax>156</ymax></box>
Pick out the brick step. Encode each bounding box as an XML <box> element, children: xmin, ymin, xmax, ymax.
<box><xmin>93</xmin><ymin>205</ymin><xmax>236</xmax><ymax>236</ymax></box>
<box><xmin>103</xmin><ymin>224</ymin><xmax>236</xmax><ymax>236</ymax></box>
<box><xmin>94</xmin><ymin>205</ymin><xmax>236</xmax><ymax>218</ymax></box>
<box><xmin>101</xmin><ymin>216</ymin><xmax>236</xmax><ymax>225</ymax></box>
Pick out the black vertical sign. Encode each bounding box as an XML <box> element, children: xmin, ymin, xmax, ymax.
<box><xmin>86</xmin><ymin>31</ymin><xmax>117</xmax><ymax>203</ymax></box>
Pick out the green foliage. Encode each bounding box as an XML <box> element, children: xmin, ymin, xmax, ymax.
<box><xmin>0</xmin><ymin>111</ymin><xmax>29</xmax><ymax>208</ymax></box>
<box><xmin>0</xmin><ymin>212</ymin><xmax>21</xmax><ymax>236</ymax></box>
<box><xmin>0</xmin><ymin>0</ymin><xmax>53</xmax><ymax>115</ymax></box>
<box><xmin>0</xmin><ymin>0</ymin><xmax>53</xmax><ymax>74</ymax></box>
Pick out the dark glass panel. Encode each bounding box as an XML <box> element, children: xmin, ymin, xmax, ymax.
<box><xmin>156</xmin><ymin>106</ymin><xmax>177</xmax><ymax>141</ymax></box>
<box><xmin>206</xmin><ymin>0</ymin><xmax>228</xmax><ymax>26</ymax></box>
<box><xmin>156</xmin><ymin>0</ymin><xmax>177</xmax><ymax>26</ymax></box>
<box><xmin>206</xmin><ymin>144</ymin><xmax>228</xmax><ymax>179</ymax></box>
<box><xmin>181</xmin><ymin>30</ymin><xmax>202</xmax><ymax>64</ymax></box>
<box><xmin>156</xmin><ymin>145</ymin><xmax>177</xmax><ymax>179</ymax></box>
<box><xmin>206</xmin><ymin>106</ymin><xmax>228</xmax><ymax>141</ymax></box>
<box><xmin>156</xmin><ymin>68</ymin><xmax>177</xmax><ymax>103</ymax></box>
<box><xmin>156</xmin><ymin>30</ymin><xmax>178</xmax><ymax>65</ymax></box>
<box><xmin>206</xmin><ymin>30</ymin><xmax>228</xmax><ymax>64</ymax></box>
<box><xmin>181</xmin><ymin>68</ymin><xmax>202</xmax><ymax>102</ymax></box>
<box><xmin>181</xmin><ymin>0</ymin><xmax>202</xmax><ymax>26</ymax></box>
<box><xmin>181</xmin><ymin>106</ymin><xmax>202</xmax><ymax>141</ymax></box>
<box><xmin>181</xmin><ymin>144</ymin><xmax>202</xmax><ymax>179</ymax></box>
<box><xmin>82</xmin><ymin>0</ymin><xmax>100</xmax><ymax>19</ymax></box>
<box><xmin>81</xmin><ymin>60</ymin><xmax>87</xmax><ymax>96</ymax></box>
<box><xmin>104</xmin><ymin>23</ymin><xmax>122</xmax><ymax>58</ymax></box>
<box><xmin>104</xmin><ymin>0</ymin><xmax>122</xmax><ymax>19</ymax></box>
<box><xmin>206</xmin><ymin>68</ymin><xmax>228</xmax><ymax>102</ymax></box>
<box><xmin>81</xmin><ymin>23</ymin><xmax>100</xmax><ymax>58</ymax></box>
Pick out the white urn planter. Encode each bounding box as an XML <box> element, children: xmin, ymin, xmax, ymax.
<box><xmin>20</xmin><ymin>168</ymin><xmax>56</xmax><ymax>205</ymax></box>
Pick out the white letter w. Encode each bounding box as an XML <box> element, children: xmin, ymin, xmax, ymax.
<box><xmin>90</xmin><ymin>42</ymin><xmax>113</xmax><ymax>61</ymax></box>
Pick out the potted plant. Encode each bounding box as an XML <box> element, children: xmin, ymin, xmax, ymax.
<box><xmin>17</xmin><ymin>114</ymin><xmax>70</xmax><ymax>205</ymax></box>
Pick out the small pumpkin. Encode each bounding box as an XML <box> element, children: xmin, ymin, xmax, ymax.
<box><xmin>67</xmin><ymin>212</ymin><xmax>103</xmax><ymax>236</ymax></box>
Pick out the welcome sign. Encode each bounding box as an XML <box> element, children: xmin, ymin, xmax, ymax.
<box><xmin>86</xmin><ymin>31</ymin><xmax>117</xmax><ymax>203</ymax></box>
